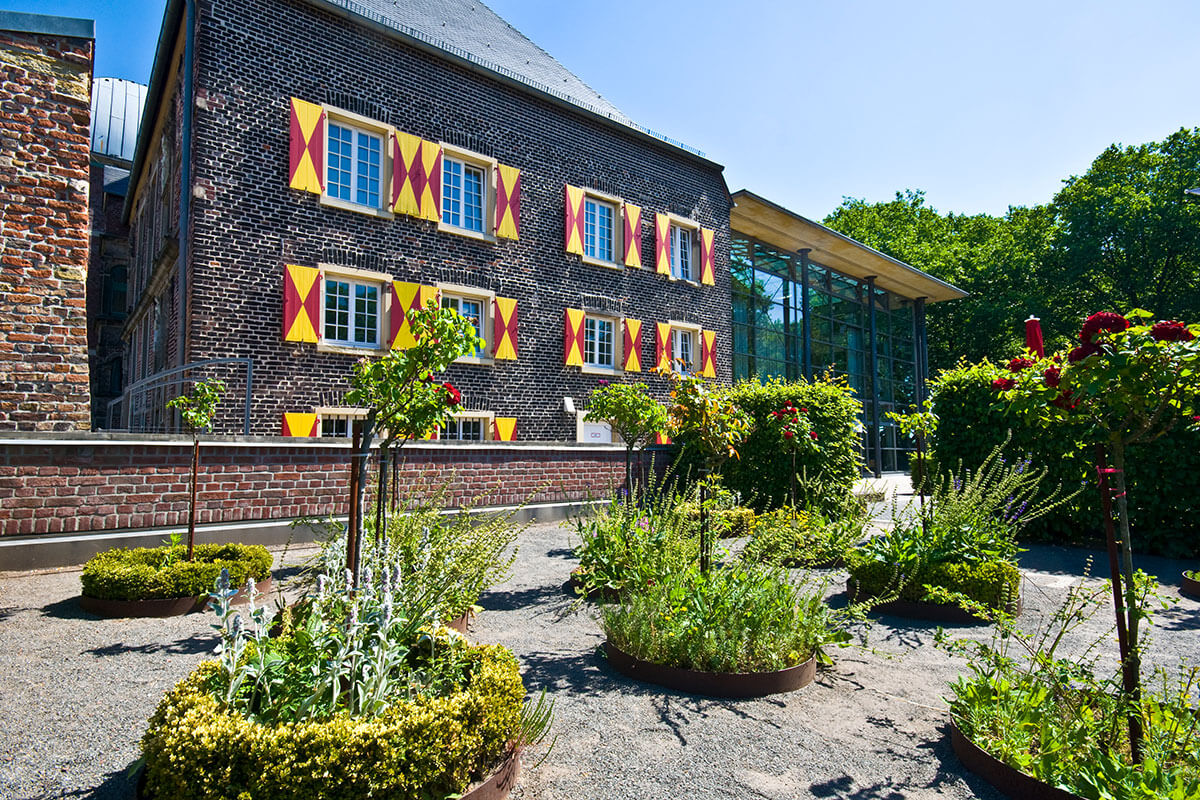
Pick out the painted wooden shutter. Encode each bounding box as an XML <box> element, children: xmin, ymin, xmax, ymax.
<box><xmin>700</xmin><ymin>228</ymin><xmax>716</xmax><ymax>286</ymax></box>
<box><xmin>700</xmin><ymin>329</ymin><xmax>717</xmax><ymax>378</ymax></box>
<box><xmin>282</xmin><ymin>412</ymin><xmax>318</xmax><ymax>437</ymax></box>
<box><xmin>622</xmin><ymin>318</ymin><xmax>642</xmax><ymax>372</ymax></box>
<box><xmin>493</xmin><ymin>296</ymin><xmax>518</xmax><ymax>360</ymax></box>
<box><xmin>655</xmin><ymin>432</ymin><xmax>672</xmax><ymax>445</ymax></box>
<box><xmin>564</xmin><ymin>185</ymin><xmax>585</xmax><ymax>255</ymax></box>
<box><xmin>622</xmin><ymin>203</ymin><xmax>642</xmax><ymax>267</ymax></box>
<box><xmin>391</xmin><ymin>131</ymin><xmax>423</xmax><ymax>217</ymax></box>
<box><xmin>564</xmin><ymin>308</ymin><xmax>585</xmax><ymax>366</ymax></box>
<box><xmin>655</xmin><ymin>322</ymin><xmax>671</xmax><ymax>372</ymax></box>
<box><xmin>418</xmin><ymin>140</ymin><xmax>442</xmax><ymax>222</ymax></box>
<box><xmin>495</xmin><ymin>164</ymin><xmax>521</xmax><ymax>239</ymax></box>
<box><xmin>283</xmin><ymin>264</ymin><xmax>321</xmax><ymax>343</ymax></box>
<box><xmin>288</xmin><ymin>98</ymin><xmax>325</xmax><ymax>194</ymax></box>
<box><xmin>493</xmin><ymin>417</ymin><xmax>517</xmax><ymax>441</ymax></box>
<box><xmin>390</xmin><ymin>281</ymin><xmax>438</xmax><ymax>350</ymax></box>
<box><xmin>655</xmin><ymin>213</ymin><xmax>671</xmax><ymax>275</ymax></box>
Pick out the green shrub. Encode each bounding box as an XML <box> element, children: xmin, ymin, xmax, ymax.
<box><xmin>679</xmin><ymin>505</ymin><xmax>755</xmax><ymax>538</ymax></box>
<box><xmin>847</xmin><ymin>555</ymin><xmax>1020</xmax><ymax>611</ymax></box>
<box><xmin>140</xmin><ymin>645</ymin><xmax>524</xmax><ymax>800</ymax></box>
<box><xmin>80</xmin><ymin>544</ymin><xmax>272</xmax><ymax>601</ymax></box>
<box><xmin>931</xmin><ymin>359</ymin><xmax>1200</xmax><ymax>556</ymax></box>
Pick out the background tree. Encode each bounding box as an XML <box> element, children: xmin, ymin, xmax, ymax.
<box><xmin>584</xmin><ymin>381</ymin><xmax>667</xmax><ymax>494</ymax></box>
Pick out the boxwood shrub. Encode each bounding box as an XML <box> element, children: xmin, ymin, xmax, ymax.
<box><xmin>140</xmin><ymin>644</ymin><xmax>524</xmax><ymax>800</ymax></box>
<box><xmin>81</xmin><ymin>543</ymin><xmax>272</xmax><ymax>601</ymax></box>
<box><xmin>679</xmin><ymin>504</ymin><xmax>756</xmax><ymax>538</ymax></box>
<box><xmin>931</xmin><ymin>359</ymin><xmax>1200</xmax><ymax>557</ymax></box>
<box><xmin>847</xmin><ymin>554</ymin><xmax>1021</xmax><ymax>612</ymax></box>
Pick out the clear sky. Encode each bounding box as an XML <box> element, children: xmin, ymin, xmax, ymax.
<box><xmin>9</xmin><ymin>0</ymin><xmax>1199</xmax><ymax>219</ymax></box>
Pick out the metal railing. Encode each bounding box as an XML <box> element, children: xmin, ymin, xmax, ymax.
<box><xmin>104</xmin><ymin>358</ymin><xmax>254</xmax><ymax>434</ymax></box>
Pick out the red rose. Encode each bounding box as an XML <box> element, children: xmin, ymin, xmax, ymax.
<box><xmin>800</xmin><ymin>408</ymin><xmax>808</xmax><ymax>413</ymax></box>
<box><xmin>1007</xmin><ymin>357</ymin><xmax>1034</xmax><ymax>373</ymax></box>
<box><xmin>1079</xmin><ymin>312</ymin><xmax>1129</xmax><ymax>343</ymax></box>
<box><xmin>1043</xmin><ymin>366</ymin><xmax>1061</xmax><ymax>388</ymax></box>
<box><xmin>991</xmin><ymin>377</ymin><xmax>1015</xmax><ymax>391</ymax></box>
<box><xmin>442</xmin><ymin>382</ymin><xmax>461</xmax><ymax>406</ymax></box>
<box><xmin>1052</xmin><ymin>390</ymin><xmax>1076</xmax><ymax>410</ymax></box>
<box><xmin>783</xmin><ymin>430</ymin><xmax>794</xmax><ymax>439</ymax></box>
<box><xmin>808</xmin><ymin>431</ymin><xmax>818</xmax><ymax>440</ymax></box>
<box><xmin>771</xmin><ymin>411</ymin><xmax>782</xmax><ymax>419</ymax></box>
<box><xmin>1068</xmin><ymin>342</ymin><xmax>1101</xmax><ymax>363</ymax></box>
<box><xmin>1149</xmin><ymin>320</ymin><xmax>1195</xmax><ymax>342</ymax></box>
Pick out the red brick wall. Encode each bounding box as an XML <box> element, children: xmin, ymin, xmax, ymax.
<box><xmin>0</xmin><ymin>27</ymin><xmax>94</xmax><ymax>431</ymax></box>
<box><xmin>0</xmin><ymin>436</ymin><xmax>626</xmax><ymax>537</ymax></box>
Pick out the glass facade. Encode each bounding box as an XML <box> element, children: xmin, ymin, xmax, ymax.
<box><xmin>731</xmin><ymin>233</ymin><xmax>925</xmax><ymax>473</ymax></box>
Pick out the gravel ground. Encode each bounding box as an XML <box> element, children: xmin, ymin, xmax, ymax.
<box><xmin>2</xmin><ymin>525</ymin><xmax>1198</xmax><ymax>800</ymax></box>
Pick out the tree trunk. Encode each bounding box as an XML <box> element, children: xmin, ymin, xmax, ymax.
<box><xmin>1108</xmin><ymin>438</ymin><xmax>1144</xmax><ymax>762</ymax></box>
<box><xmin>374</xmin><ymin>443</ymin><xmax>388</xmax><ymax>546</ymax></box>
<box><xmin>186</xmin><ymin>437</ymin><xmax>199</xmax><ymax>561</ymax></box>
<box><xmin>699</xmin><ymin>467</ymin><xmax>711</xmax><ymax>574</ymax></box>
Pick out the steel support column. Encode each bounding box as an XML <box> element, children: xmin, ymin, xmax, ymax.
<box><xmin>867</xmin><ymin>276</ymin><xmax>882</xmax><ymax>478</ymax></box>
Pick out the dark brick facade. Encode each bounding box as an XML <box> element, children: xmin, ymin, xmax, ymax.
<box><xmin>128</xmin><ymin>0</ymin><xmax>731</xmax><ymax>439</ymax></box>
<box><xmin>87</xmin><ymin>161</ymin><xmax>130</xmax><ymax>428</ymax></box>
<box><xmin>0</xmin><ymin>21</ymin><xmax>94</xmax><ymax>431</ymax></box>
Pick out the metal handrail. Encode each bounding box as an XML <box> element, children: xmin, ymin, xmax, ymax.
<box><xmin>104</xmin><ymin>357</ymin><xmax>253</xmax><ymax>434</ymax></box>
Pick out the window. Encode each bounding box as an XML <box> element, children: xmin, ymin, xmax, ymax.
<box><xmin>324</xmin><ymin>277</ymin><xmax>379</xmax><ymax>347</ymax></box>
<box><xmin>671</xmin><ymin>225</ymin><xmax>694</xmax><ymax>281</ymax></box>
<box><xmin>327</xmin><ymin>121</ymin><xmax>382</xmax><ymax>209</ymax></box>
<box><xmin>322</xmin><ymin>417</ymin><xmax>348</xmax><ymax>437</ymax></box>
<box><xmin>442</xmin><ymin>157</ymin><xmax>486</xmax><ymax>232</ymax></box>
<box><xmin>671</xmin><ymin>328</ymin><xmax>694</xmax><ymax>374</ymax></box>
<box><xmin>584</xmin><ymin>316</ymin><xmax>616</xmax><ymax>369</ymax></box>
<box><xmin>442</xmin><ymin>293</ymin><xmax>486</xmax><ymax>357</ymax></box>
<box><xmin>442</xmin><ymin>415</ymin><xmax>487</xmax><ymax>441</ymax></box>
<box><xmin>316</xmin><ymin>407</ymin><xmax>367</xmax><ymax>437</ymax></box>
<box><xmin>584</xmin><ymin>197</ymin><xmax>616</xmax><ymax>262</ymax></box>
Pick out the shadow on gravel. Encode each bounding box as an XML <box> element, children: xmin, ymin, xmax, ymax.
<box><xmin>518</xmin><ymin>648</ymin><xmax>617</xmax><ymax>696</ymax></box>
<box><xmin>544</xmin><ymin>547</ymin><xmax>576</xmax><ymax>560</ymax></box>
<box><xmin>85</xmin><ymin>633</ymin><xmax>213</xmax><ymax>658</ymax></box>
<box><xmin>0</xmin><ymin>605</ymin><xmax>16</xmax><ymax>621</ymax></box>
<box><xmin>45</xmin><ymin>763</ymin><xmax>137</xmax><ymax>800</ymax></box>
<box><xmin>40</xmin><ymin>597</ymin><xmax>96</xmax><ymax>620</ymax></box>
<box><xmin>480</xmin><ymin>584</ymin><xmax>570</xmax><ymax>613</ymax></box>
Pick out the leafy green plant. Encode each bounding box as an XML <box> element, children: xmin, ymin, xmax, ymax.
<box><xmin>166</xmin><ymin>378</ymin><xmax>226</xmax><ymax>561</ymax></box>
<box><xmin>742</xmin><ymin>474</ymin><xmax>870</xmax><ymax>568</ymax></box>
<box><xmin>887</xmin><ymin>399</ymin><xmax>937</xmax><ymax>494</ymax></box>
<box><xmin>584</xmin><ymin>381</ymin><xmax>667</xmax><ymax>492</ymax></box>
<box><xmin>80</xmin><ymin>543</ymin><xmax>271</xmax><ymax>601</ymax></box>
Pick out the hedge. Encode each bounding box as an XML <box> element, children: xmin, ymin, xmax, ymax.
<box><xmin>81</xmin><ymin>544</ymin><xmax>273</xmax><ymax>601</ymax></box>
<box><xmin>930</xmin><ymin>360</ymin><xmax>1200</xmax><ymax>557</ymax></box>
<box><xmin>140</xmin><ymin>644</ymin><xmax>524</xmax><ymax>800</ymax></box>
<box><xmin>847</xmin><ymin>556</ymin><xmax>1021</xmax><ymax>612</ymax></box>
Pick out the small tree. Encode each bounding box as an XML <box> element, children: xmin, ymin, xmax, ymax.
<box><xmin>768</xmin><ymin>401</ymin><xmax>820</xmax><ymax>511</ymax></box>
<box><xmin>344</xmin><ymin>302</ymin><xmax>484</xmax><ymax>582</ymax></box>
<box><xmin>166</xmin><ymin>378</ymin><xmax>225</xmax><ymax>562</ymax></box>
<box><xmin>584</xmin><ymin>381</ymin><xmax>667</xmax><ymax>494</ymax></box>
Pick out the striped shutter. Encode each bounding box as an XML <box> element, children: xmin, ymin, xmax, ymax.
<box><xmin>655</xmin><ymin>432</ymin><xmax>672</xmax><ymax>445</ymax></box>
<box><xmin>655</xmin><ymin>322</ymin><xmax>671</xmax><ymax>372</ymax></box>
<box><xmin>700</xmin><ymin>228</ymin><xmax>716</xmax><ymax>286</ymax></box>
<box><xmin>700</xmin><ymin>330</ymin><xmax>717</xmax><ymax>377</ymax></box>
<box><xmin>622</xmin><ymin>318</ymin><xmax>642</xmax><ymax>372</ymax></box>
<box><xmin>495</xmin><ymin>164</ymin><xmax>521</xmax><ymax>239</ymax></box>
<box><xmin>283</xmin><ymin>264</ymin><xmax>321</xmax><ymax>343</ymax></box>
<box><xmin>493</xmin><ymin>296</ymin><xmax>518</xmax><ymax>360</ymax></box>
<box><xmin>564</xmin><ymin>185</ymin><xmax>585</xmax><ymax>255</ymax></box>
<box><xmin>564</xmin><ymin>308</ymin><xmax>585</xmax><ymax>366</ymax></box>
<box><xmin>288</xmin><ymin>98</ymin><xmax>325</xmax><ymax>194</ymax></box>
<box><xmin>419</xmin><ymin>140</ymin><xmax>442</xmax><ymax>222</ymax></box>
<box><xmin>655</xmin><ymin>213</ymin><xmax>671</xmax><ymax>275</ymax></box>
<box><xmin>390</xmin><ymin>282</ymin><xmax>439</xmax><ymax>349</ymax></box>
<box><xmin>391</xmin><ymin>131</ymin><xmax>423</xmax><ymax>217</ymax></box>
<box><xmin>282</xmin><ymin>412</ymin><xmax>318</xmax><ymax>437</ymax></box>
<box><xmin>622</xmin><ymin>203</ymin><xmax>642</xmax><ymax>267</ymax></box>
<box><xmin>493</xmin><ymin>417</ymin><xmax>517</xmax><ymax>441</ymax></box>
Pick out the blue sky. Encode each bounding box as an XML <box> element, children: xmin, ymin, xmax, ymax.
<box><xmin>10</xmin><ymin>0</ymin><xmax>1200</xmax><ymax>218</ymax></box>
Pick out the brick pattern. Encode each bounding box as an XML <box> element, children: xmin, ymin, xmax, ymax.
<box><xmin>87</xmin><ymin>162</ymin><xmax>131</xmax><ymax>427</ymax></box>
<box><xmin>129</xmin><ymin>0</ymin><xmax>732</xmax><ymax>439</ymax></box>
<box><xmin>0</xmin><ymin>29</ymin><xmax>94</xmax><ymax>431</ymax></box>
<box><xmin>0</xmin><ymin>439</ymin><xmax>625</xmax><ymax>537</ymax></box>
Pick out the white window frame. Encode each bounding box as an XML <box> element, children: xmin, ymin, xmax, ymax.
<box><xmin>315</xmin><ymin>407</ymin><xmax>367</xmax><ymax>438</ymax></box>
<box><xmin>437</xmin><ymin>283</ymin><xmax>495</xmax><ymax>364</ymax></box>
<box><xmin>317</xmin><ymin>265</ymin><xmax>391</xmax><ymax>355</ymax></box>
<box><xmin>582</xmin><ymin>313</ymin><xmax>619</xmax><ymax>372</ymax></box>
<box><xmin>438</xmin><ymin>144</ymin><xmax>497</xmax><ymax>242</ymax></box>
<box><xmin>669</xmin><ymin>321</ymin><xmax>701</xmax><ymax>374</ymax></box>
<box><xmin>440</xmin><ymin>411</ymin><xmax>495</xmax><ymax>441</ymax></box>
<box><xmin>579</xmin><ymin>188</ymin><xmax>625</xmax><ymax>270</ymax></box>
<box><xmin>320</xmin><ymin>107</ymin><xmax>393</xmax><ymax>219</ymax></box>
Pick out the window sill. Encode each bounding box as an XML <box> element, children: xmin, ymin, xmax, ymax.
<box><xmin>454</xmin><ymin>354</ymin><xmax>496</xmax><ymax>367</ymax></box>
<box><xmin>581</xmin><ymin>255</ymin><xmax>624</xmax><ymax>271</ymax></box>
<box><xmin>581</xmin><ymin>364</ymin><xmax>622</xmax><ymax>377</ymax></box>
<box><xmin>438</xmin><ymin>222</ymin><xmax>496</xmax><ymax>244</ymax></box>
<box><xmin>319</xmin><ymin>195</ymin><xmax>394</xmax><ymax>220</ymax></box>
<box><xmin>667</xmin><ymin>274</ymin><xmax>700</xmax><ymax>287</ymax></box>
<box><xmin>316</xmin><ymin>342</ymin><xmax>387</xmax><ymax>356</ymax></box>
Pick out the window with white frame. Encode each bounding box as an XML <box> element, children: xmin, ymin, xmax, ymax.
<box><xmin>324</xmin><ymin>277</ymin><xmax>380</xmax><ymax>347</ymax></box>
<box><xmin>326</xmin><ymin>121</ymin><xmax>383</xmax><ymax>209</ymax></box>
<box><xmin>442</xmin><ymin>157</ymin><xmax>486</xmax><ymax>232</ymax></box>
<box><xmin>441</xmin><ymin>414</ymin><xmax>488</xmax><ymax>441</ymax></box>
<box><xmin>670</xmin><ymin>225</ymin><xmax>695</xmax><ymax>281</ymax></box>
<box><xmin>441</xmin><ymin>292</ymin><xmax>486</xmax><ymax>357</ymax></box>
<box><xmin>316</xmin><ymin>407</ymin><xmax>367</xmax><ymax>437</ymax></box>
<box><xmin>584</xmin><ymin>315</ymin><xmax>616</xmax><ymax>369</ymax></box>
<box><xmin>584</xmin><ymin>197</ymin><xmax>616</xmax><ymax>262</ymax></box>
<box><xmin>671</xmin><ymin>327</ymin><xmax>695</xmax><ymax>374</ymax></box>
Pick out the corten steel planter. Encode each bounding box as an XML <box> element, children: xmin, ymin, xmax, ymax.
<box><xmin>847</xmin><ymin>579</ymin><xmax>1021</xmax><ymax>625</ymax></box>
<box><xmin>80</xmin><ymin>577</ymin><xmax>274</xmax><ymax>619</ymax></box>
<box><xmin>603</xmin><ymin>640</ymin><xmax>816</xmax><ymax>698</ymax></box>
<box><xmin>1181</xmin><ymin>571</ymin><xmax>1200</xmax><ymax>600</ymax></box>
<box><xmin>949</xmin><ymin>718</ymin><xmax>1085</xmax><ymax>800</ymax></box>
<box><xmin>446</xmin><ymin>608</ymin><xmax>472</xmax><ymax>634</ymax></box>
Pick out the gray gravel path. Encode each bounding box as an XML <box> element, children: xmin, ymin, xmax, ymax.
<box><xmin>2</xmin><ymin>526</ymin><xmax>1198</xmax><ymax>800</ymax></box>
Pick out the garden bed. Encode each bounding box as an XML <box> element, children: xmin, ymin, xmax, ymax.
<box><xmin>1182</xmin><ymin>570</ymin><xmax>1200</xmax><ymax>599</ymax></box>
<box><xmin>948</xmin><ymin>718</ymin><xmax>1084</xmax><ymax>800</ymax></box>
<box><xmin>80</xmin><ymin>576</ymin><xmax>273</xmax><ymax>618</ymax></box>
<box><xmin>603</xmin><ymin>640</ymin><xmax>815</xmax><ymax>698</ymax></box>
<box><xmin>847</xmin><ymin>578</ymin><xmax>1022</xmax><ymax>624</ymax></box>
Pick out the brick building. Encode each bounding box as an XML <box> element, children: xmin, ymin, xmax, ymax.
<box><xmin>0</xmin><ymin>11</ymin><xmax>95</xmax><ymax>432</ymax></box>
<box><xmin>122</xmin><ymin>0</ymin><xmax>731</xmax><ymax>441</ymax></box>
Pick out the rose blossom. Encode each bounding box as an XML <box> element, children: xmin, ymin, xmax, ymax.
<box><xmin>1079</xmin><ymin>311</ymin><xmax>1129</xmax><ymax>343</ymax></box>
<box><xmin>1149</xmin><ymin>320</ymin><xmax>1194</xmax><ymax>342</ymax></box>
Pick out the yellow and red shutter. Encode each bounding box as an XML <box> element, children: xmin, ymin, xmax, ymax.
<box><xmin>654</xmin><ymin>213</ymin><xmax>671</xmax><ymax>275</ymax></box>
<box><xmin>390</xmin><ymin>282</ymin><xmax>438</xmax><ymax>349</ymax></box>
<box><xmin>700</xmin><ymin>228</ymin><xmax>716</xmax><ymax>286</ymax></box>
<box><xmin>283</xmin><ymin>264</ymin><xmax>321</xmax><ymax>343</ymax></box>
<box><xmin>655</xmin><ymin>432</ymin><xmax>672</xmax><ymax>445</ymax></box>
<box><xmin>700</xmin><ymin>329</ymin><xmax>717</xmax><ymax>378</ymax></box>
<box><xmin>419</xmin><ymin>140</ymin><xmax>442</xmax><ymax>222</ymax></box>
<box><xmin>622</xmin><ymin>318</ymin><xmax>642</xmax><ymax>372</ymax></box>
<box><xmin>288</xmin><ymin>98</ymin><xmax>324</xmax><ymax>194</ymax></box>
<box><xmin>564</xmin><ymin>308</ymin><xmax>585</xmax><ymax>366</ymax></box>
<box><xmin>493</xmin><ymin>296</ymin><xmax>518</xmax><ymax>360</ymax></box>
<box><xmin>492</xmin><ymin>417</ymin><xmax>517</xmax><ymax>441</ymax></box>
<box><xmin>622</xmin><ymin>203</ymin><xmax>642</xmax><ymax>267</ymax></box>
<box><xmin>282</xmin><ymin>412</ymin><xmax>318</xmax><ymax>437</ymax></box>
<box><xmin>655</xmin><ymin>322</ymin><xmax>671</xmax><ymax>372</ymax></box>
<box><xmin>564</xmin><ymin>185</ymin><xmax>586</xmax><ymax>255</ymax></box>
<box><xmin>495</xmin><ymin>164</ymin><xmax>521</xmax><ymax>240</ymax></box>
<box><xmin>391</xmin><ymin>131</ymin><xmax>423</xmax><ymax>217</ymax></box>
